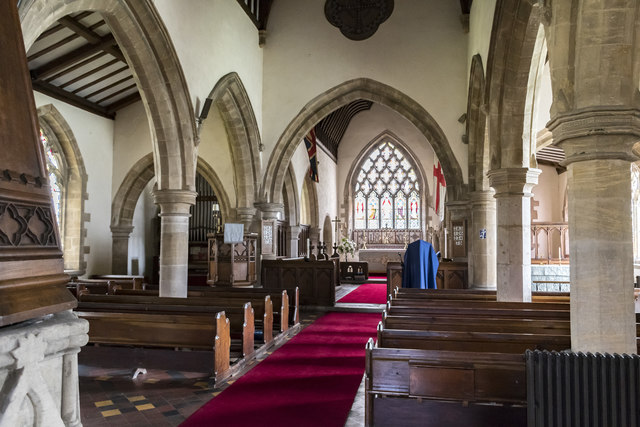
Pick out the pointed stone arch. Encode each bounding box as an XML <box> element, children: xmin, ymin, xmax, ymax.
<box><xmin>282</xmin><ymin>165</ymin><xmax>299</xmax><ymax>226</ymax></box>
<box><xmin>110</xmin><ymin>154</ymin><xmax>230</xmax><ymax>273</ymax></box>
<box><xmin>20</xmin><ymin>0</ymin><xmax>197</xmax><ymax>192</ymax></box>
<box><xmin>204</xmin><ymin>72</ymin><xmax>261</xmax><ymax>210</ymax></box>
<box><xmin>263</xmin><ymin>78</ymin><xmax>464</xmax><ymax>204</ymax></box>
<box><xmin>485</xmin><ymin>0</ymin><xmax>542</xmax><ymax>169</ymax></box>
<box><xmin>467</xmin><ymin>54</ymin><xmax>489</xmax><ymax>192</ymax></box>
<box><xmin>37</xmin><ymin>104</ymin><xmax>89</xmax><ymax>274</ymax></box>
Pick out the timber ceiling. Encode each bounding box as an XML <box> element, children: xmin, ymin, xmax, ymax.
<box><xmin>314</xmin><ymin>100</ymin><xmax>374</xmax><ymax>160</ymax></box>
<box><xmin>27</xmin><ymin>11</ymin><xmax>140</xmax><ymax>120</ymax></box>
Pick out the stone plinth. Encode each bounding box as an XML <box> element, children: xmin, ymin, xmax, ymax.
<box><xmin>0</xmin><ymin>311</ymin><xmax>88</xmax><ymax>427</ymax></box>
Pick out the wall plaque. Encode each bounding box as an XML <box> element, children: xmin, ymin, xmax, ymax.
<box><xmin>451</xmin><ymin>219</ymin><xmax>466</xmax><ymax>258</ymax></box>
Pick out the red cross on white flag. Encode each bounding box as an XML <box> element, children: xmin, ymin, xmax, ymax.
<box><xmin>433</xmin><ymin>162</ymin><xmax>446</xmax><ymax>220</ymax></box>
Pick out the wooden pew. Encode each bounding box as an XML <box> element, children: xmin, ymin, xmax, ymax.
<box><xmin>143</xmin><ymin>285</ymin><xmax>300</xmax><ymax>329</ymax></box>
<box><xmin>112</xmin><ymin>288</ymin><xmax>293</xmax><ymax>342</ymax></box>
<box><xmin>392</xmin><ymin>287</ymin><xmax>570</xmax><ymax>303</ymax></box>
<box><xmin>77</xmin><ymin>293</ymin><xmax>256</xmax><ymax>356</ymax></box>
<box><xmin>365</xmin><ymin>340</ymin><xmax>528</xmax><ymax>427</ymax></box>
<box><xmin>75</xmin><ymin>308</ymin><xmax>234</xmax><ymax>383</ymax></box>
<box><xmin>90</xmin><ymin>274</ymin><xmax>145</xmax><ymax>289</ymax></box>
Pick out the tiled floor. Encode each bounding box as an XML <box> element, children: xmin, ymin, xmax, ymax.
<box><xmin>78</xmin><ymin>285</ymin><xmax>380</xmax><ymax>426</ymax></box>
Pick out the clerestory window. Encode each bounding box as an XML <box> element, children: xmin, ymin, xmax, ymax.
<box><xmin>353</xmin><ymin>141</ymin><xmax>420</xmax><ymax>230</ymax></box>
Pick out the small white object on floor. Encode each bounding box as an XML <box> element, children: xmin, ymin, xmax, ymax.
<box><xmin>132</xmin><ymin>368</ymin><xmax>147</xmax><ymax>379</ymax></box>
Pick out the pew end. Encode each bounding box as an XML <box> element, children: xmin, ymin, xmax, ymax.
<box><xmin>214</xmin><ymin>311</ymin><xmax>231</xmax><ymax>383</ymax></box>
<box><xmin>242</xmin><ymin>303</ymin><xmax>255</xmax><ymax>358</ymax></box>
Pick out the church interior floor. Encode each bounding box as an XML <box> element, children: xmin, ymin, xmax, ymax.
<box><xmin>78</xmin><ymin>282</ymin><xmax>384</xmax><ymax>426</ymax></box>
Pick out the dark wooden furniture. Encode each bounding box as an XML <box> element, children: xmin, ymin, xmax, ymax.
<box><xmin>385</xmin><ymin>260</ymin><xmax>469</xmax><ymax>297</ymax></box>
<box><xmin>261</xmin><ymin>259</ymin><xmax>338</xmax><ymax>306</ymax></box>
<box><xmin>436</xmin><ymin>261</ymin><xmax>468</xmax><ymax>289</ymax></box>
<box><xmin>0</xmin><ymin>2</ymin><xmax>75</xmax><ymax>326</ymax></box>
<box><xmin>340</xmin><ymin>261</ymin><xmax>368</xmax><ymax>284</ymax></box>
<box><xmin>207</xmin><ymin>232</ymin><xmax>258</xmax><ymax>287</ymax></box>
<box><xmin>75</xmin><ymin>304</ymin><xmax>237</xmax><ymax>383</ymax></box>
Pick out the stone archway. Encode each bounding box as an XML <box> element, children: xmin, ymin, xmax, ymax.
<box><xmin>485</xmin><ymin>0</ymin><xmax>542</xmax><ymax>170</ymax></box>
<box><xmin>37</xmin><ymin>104</ymin><xmax>89</xmax><ymax>274</ymax></box>
<box><xmin>263</xmin><ymin>78</ymin><xmax>465</xmax><ymax>205</ymax></box>
<box><xmin>467</xmin><ymin>54</ymin><xmax>489</xmax><ymax>193</ymax></box>
<box><xmin>203</xmin><ymin>72</ymin><xmax>261</xmax><ymax>211</ymax></box>
<box><xmin>110</xmin><ymin>154</ymin><xmax>230</xmax><ymax>274</ymax></box>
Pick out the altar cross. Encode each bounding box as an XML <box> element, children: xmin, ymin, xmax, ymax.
<box><xmin>331</xmin><ymin>216</ymin><xmax>342</xmax><ymax>239</ymax></box>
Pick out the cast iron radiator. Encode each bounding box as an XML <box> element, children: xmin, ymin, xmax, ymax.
<box><xmin>526</xmin><ymin>349</ymin><xmax>640</xmax><ymax>427</ymax></box>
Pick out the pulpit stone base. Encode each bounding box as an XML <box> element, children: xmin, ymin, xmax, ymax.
<box><xmin>0</xmin><ymin>310</ymin><xmax>89</xmax><ymax>427</ymax></box>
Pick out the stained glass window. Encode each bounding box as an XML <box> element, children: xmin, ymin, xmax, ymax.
<box><xmin>40</xmin><ymin>130</ymin><xmax>64</xmax><ymax>232</ymax></box>
<box><xmin>354</xmin><ymin>192</ymin><xmax>366</xmax><ymax>230</ymax></box>
<box><xmin>353</xmin><ymin>141</ymin><xmax>420</xmax><ymax>230</ymax></box>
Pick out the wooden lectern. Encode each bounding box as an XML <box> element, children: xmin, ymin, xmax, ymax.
<box><xmin>207</xmin><ymin>232</ymin><xmax>258</xmax><ymax>286</ymax></box>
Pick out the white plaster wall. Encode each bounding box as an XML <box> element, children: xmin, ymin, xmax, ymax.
<box><xmin>290</xmin><ymin>141</ymin><xmax>312</xmax><ymax>208</ymax></box>
<box><xmin>153</xmin><ymin>0</ymin><xmax>263</xmax><ymax>133</ymax></box>
<box><xmin>198</xmin><ymin>105</ymin><xmax>238</xmax><ymax>210</ymax></box>
<box><xmin>533</xmin><ymin>164</ymin><xmax>563</xmax><ymax>222</ymax></box>
<box><xmin>467</xmin><ymin>0</ymin><xmax>497</xmax><ymax>77</ymax></box>
<box><xmin>112</xmin><ymin>100</ymin><xmax>153</xmax><ymax>199</ymax></box>
<box><xmin>34</xmin><ymin>92</ymin><xmax>114</xmax><ymax>275</ymax></box>
<box><xmin>263</xmin><ymin>0</ymin><xmax>468</xmax><ymax>182</ymax></box>
<box><xmin>316</xmin><ymin>148</ymin><xmax>338</xmax><ymax>241</ymax></box>
<box><xmin>128</xmin><ymin>179</ymin><xmax>157</xmax><ymax>277</ymax></box>
<box><xmin>337</xmin><ymin>104</ymin><xmax>437</xmax><ymax>218</ymax></box>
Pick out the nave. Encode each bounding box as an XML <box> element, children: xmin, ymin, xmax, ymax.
<box><xmin>76</xmin><ymin>279</ymin><xmax>386</xmax><ymax>426</ymax></box>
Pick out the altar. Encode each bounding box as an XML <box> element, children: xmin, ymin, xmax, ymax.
<box><xmin>357</xmin><ymin>248</ymin><xmax>405</xmax><ymax>274</ymax></box>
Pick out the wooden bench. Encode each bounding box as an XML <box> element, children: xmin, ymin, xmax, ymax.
<box><xmin>89</xmin><ymin>274</ymin><xmax>145</xmax><ymax>289</ymax></box>
<box><xmin>392</xmin><ymin>287</ymin><xmax>570</xmax><ymax>303</ymax></box>
<box><xmin>77</xmin><ymin>293</ymin><xmax>260</xmax><ymax>355</ymax></box>
<box><xmin>75</xmin><ymin>307</ymin><xmax>236</xmax><ymax>383</ymax></box>
<box><xmin>115</xmin><ymin>287</ymin><xmax>298</xmax><ymax>341</ymax></box>
<box><xmin>261</xmin><ymin>258</ymin><xmax>337</xmax><ymax>306</ymax></box>
<box><xmin>365</xmin><ymin>341</ymin><xmax>528</xmax><ymax>426</ymax></box>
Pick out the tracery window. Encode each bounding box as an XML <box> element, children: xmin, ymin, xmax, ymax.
<box><xmin>354</xmin><ymin>141</ymin><xmax>420</xmax><ymax>230</ymax></box>
<box><xmin>40</xmin><ymin>129</ymin><xmax>65</xmax><ymax>234</ymax></box>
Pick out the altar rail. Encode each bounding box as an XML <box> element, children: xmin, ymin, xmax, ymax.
<box><xmin>531</xmin><ymin>222</ymin><xmax>569</xmax><ymax>264</ymax></box>
<box><xmin>353</xmin><ymin>229</ymin><xmax>422</xmax><ymax>248</ymax></box>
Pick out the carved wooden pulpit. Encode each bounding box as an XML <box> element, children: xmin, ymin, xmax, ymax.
<box><xmin>207</xmin><ymin>232</ymin><xmax>258</xmax><ymax>287</ymax></box>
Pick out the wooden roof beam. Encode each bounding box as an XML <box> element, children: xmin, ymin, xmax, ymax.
<box><xmin>32</xmin><ymin>79</ymin><xmax>114</xmax><ymax>119</ymax></box>
<box><xmin>31</xmin><ymin>34</ymin><xmax>117</xmax><ymax>80</ymax></box>
<box><xmin>58</xmin><ymin>15</ymin><xmax>125</xmax><ymax>62</ymax></box>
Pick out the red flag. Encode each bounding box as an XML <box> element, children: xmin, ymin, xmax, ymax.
<box><xmin>433</xmin><ymin>162</ymin><xmax>446</xmax><ymax>216</ymax></box>
<box><xmin>304</xmin><ymin>129</ymin><xmax>319</xmax><ymax>182</ymax></box>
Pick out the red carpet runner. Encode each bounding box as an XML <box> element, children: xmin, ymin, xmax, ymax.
<box><xmin>181</xmin><ymin>312</ymin><xmax>381</xmax><ymax>427</ymax></box>
<box><xmin>338</xmin><ymin>282</ymin><xmax>388</xmax><ymax>304</ymax></box>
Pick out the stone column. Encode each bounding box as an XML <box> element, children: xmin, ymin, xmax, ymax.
<box><xmin>286</xmin><ymin>225</ymin><xmax>302</xmax><ymax>258</ymax></box>
<box><xmin>549</xmin><ymin>119</ymin><xmax>638</xmax><ymax>353</ymax></box>
<box><xmin>61</xmin><ymin>350</ymin><xmax>81</xmax><ymax>427</ymax></box>
<box><xmin>236</xmin><ymin>207</ymin><xmax>257</xmax><ymax>232</ymax></box>
<box><xmin>110</xmin><ymin>225</ymin><xmax>134</xmax><ymax>275</ymax></box>
<box><xmin>469</xmin><ymin>190</ymin><xmax>497</xmax><ymax>289</ymax></box>
<box><xmin>152</xmin><ymin>189</ymin><xmax>197</xmax><ymax>298</ymax></box>
<box><xmin>488</xmin><ymin>168</ymin><xmax>540</xmax><ymax>302</ymax></box>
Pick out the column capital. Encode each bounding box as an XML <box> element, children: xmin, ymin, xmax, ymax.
<box><xmin>488</xmin><ymin>168</ymin><xmax>541</xmax><ymax>197</ymax></box>
<box><xmin>255</xmin><ymin>202</ymin><xmax>284</xmax><ymax>220</ymax></box>
<box><xmin>547</xmin><ymin>108</ymin><xmax>640</xmax><ymax>165</ymax></box>
<box><xmin>152</xmin><ymin>189</ymin><xmax>197</xmax><ymax>215</ymax></box>
<box><xmin>110</xmin><ymin>224</ymin><xmax>134</xmax><ymax>237</ymax></box>
<box><xmin>469</xmin><ymin>189</ymin><xmax>496</xmax><ymax>207</ymax></box>
<box><xmin>286</xmin><ymin>225</ymin><xmax>302</xmax><ymax>239</ymax></box>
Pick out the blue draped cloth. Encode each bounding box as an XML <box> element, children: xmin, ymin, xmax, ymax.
<box><xmin>402</xmin><ymin>240</ymin><xmax>439</xmax><ymax>289</ymax></box>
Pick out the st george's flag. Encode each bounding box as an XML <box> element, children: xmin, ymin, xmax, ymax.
<box><xmin>304</xmin><ymin>129</ymin><xmax>319</xmax><ymax>182</ymax></box>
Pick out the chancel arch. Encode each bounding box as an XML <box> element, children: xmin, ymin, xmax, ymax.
<box><xmin>343</xmin><ymin>131</ymin><xmax>430</xmax><ymax>247</ymax></box>
<box><xmin>37</xmin><ymin>104</ymin><xmax>89</xmax><ymax>275</ymax></box>
<box><xmin>110</xmin><ymin>154</ymin><xmax>230</xmax><ymax>274</ymax></box>
<box><xmin>263</xmin><ymin>78</ymin><xmax>465</xmax><ymax>206</ymax></box>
